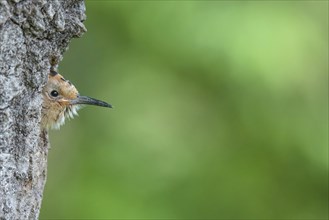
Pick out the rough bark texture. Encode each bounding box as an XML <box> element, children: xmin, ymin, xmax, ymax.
<box><xmin>0</xmin><ymin>0</ymin><xmax>86</xmax><ymax>219</ymax></box>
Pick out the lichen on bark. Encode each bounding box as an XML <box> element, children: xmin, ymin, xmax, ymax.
<box><xmin>0</xmin><ymin>0</ymin><xmax>86</xmax><ymax>219</ymax></box>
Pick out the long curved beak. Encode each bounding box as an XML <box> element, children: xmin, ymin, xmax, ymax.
<box><xmin>70</xmin><ymin>95</ymin><xmax>112</xmax><ymax>108</ymax></box>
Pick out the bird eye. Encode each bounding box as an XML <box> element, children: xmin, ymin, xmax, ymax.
<box><xmin>50</xmin><ymin>90</ymin><xmax>59</xmax><ymax>97</ymax></box>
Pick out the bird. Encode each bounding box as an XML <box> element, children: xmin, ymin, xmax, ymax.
<box><xmin>41</xmin><ymin>70</ymin><xmax>112</xmax><ymax>129</ymax></box>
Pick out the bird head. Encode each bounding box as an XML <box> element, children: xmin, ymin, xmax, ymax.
<box><xmin>41</xmin><ymin>71</ymin><xmax>112</xmax><ymax>129</ymax></box>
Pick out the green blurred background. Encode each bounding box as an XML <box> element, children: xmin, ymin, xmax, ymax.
<box><xmin>40</xmin><ymin>1</ymin><xmax>328</xmax><ymax>219</ymax></box>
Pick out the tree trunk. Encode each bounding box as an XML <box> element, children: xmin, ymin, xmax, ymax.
<box><xmin>0</xmin><ymin>0</ymin><xmax>86</xmax><ymax>219</ymax></box>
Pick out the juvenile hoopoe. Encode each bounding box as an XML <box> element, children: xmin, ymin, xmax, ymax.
<box><xmin>41</xmin><ymin>70</ymin><xmax>112</xmax><ymax>129</ymax></box>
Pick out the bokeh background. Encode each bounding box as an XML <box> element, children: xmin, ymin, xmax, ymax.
<box><xmin>40</xmin><ymin>1</ymin><xmax>328</xmax><ymax>219</ymax></box>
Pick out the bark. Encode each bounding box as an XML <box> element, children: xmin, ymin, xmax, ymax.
<box><xmin>0</xmin><ymin>0</ymin><xmax>86</xmax><ymax>219</ymax></box>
